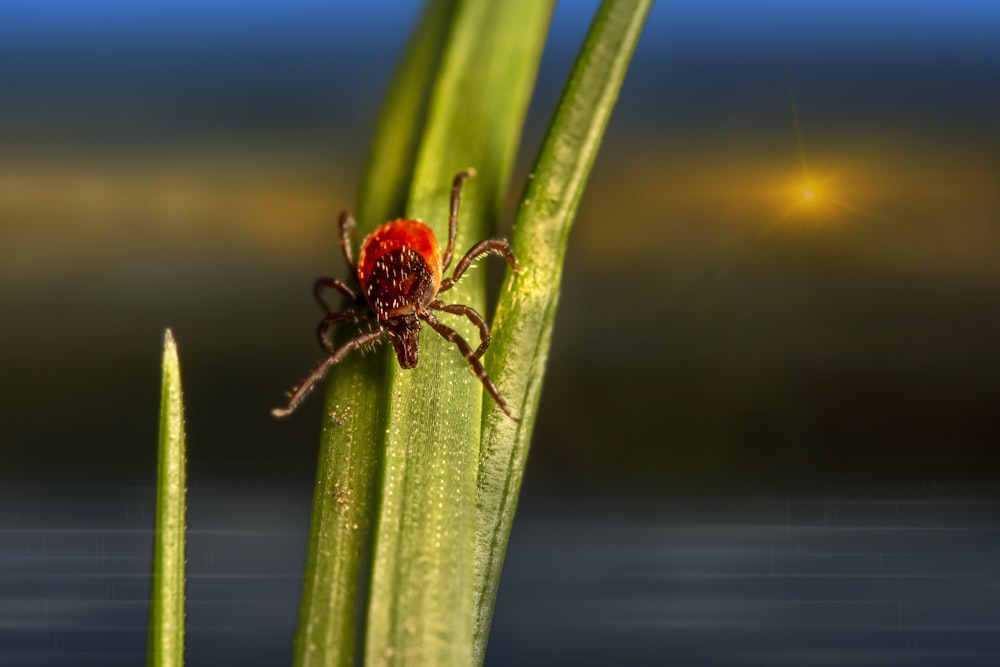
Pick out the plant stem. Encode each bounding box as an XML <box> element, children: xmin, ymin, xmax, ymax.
<box><xmin>473</xmin><ymin>1</ymin><xmax>654</xmax><ymax>662</ymax></box>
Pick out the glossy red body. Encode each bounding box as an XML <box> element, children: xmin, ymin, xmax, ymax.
<box><xmin>357</xmin><ymin>219</ymin><xmax>442</xmax><ymax>289</ymax></box>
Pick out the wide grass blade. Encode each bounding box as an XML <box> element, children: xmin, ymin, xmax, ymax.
<box><xmin>473</xmin><ymin>0</ymin><xmax>654</xmax><ymax>661</ymax></box>
<box><xmin>293</xmin><ymin>2</ymin><xmax>458</xmax><ymax>665</ymax></box>
<box><xmin>364</xmin><ymin>2</ymin><xmax>553</xmax><ymax>665</ymax></box>
<box><xmin>148</xmin><ymin>328</ymin><xmax>187</xmax><ymax>667</ymax></box>
<box><xmin>294</xmin><ymin>0</ymin><xmax>553</xmax><ymax>665</ymax></box>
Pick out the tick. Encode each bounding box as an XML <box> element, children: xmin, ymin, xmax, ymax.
<box><xmin>272</xmin><ymin>169</ymin><xmax>520</xmax><ymax>420</ymax></box>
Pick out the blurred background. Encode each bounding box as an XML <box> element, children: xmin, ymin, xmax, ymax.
<box><xmin>2</xmin><ymin>0</ymin><xmax>999</xmax><ymax>664</ymax></box>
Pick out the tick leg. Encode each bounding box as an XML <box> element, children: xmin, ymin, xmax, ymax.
<box><xmin>339</xmin><ymin>210</ymin><xmax>357</xmax><ymax>269</ymax></box>
<box><xmin>439</xmin><ymin>239</ymin><xmax>518</xmax><ymax>293</ymax></box>
<box><xmin>430</xmin><ymin>300</ymin><xmax>490</xmax><ymax>359</ymax></box>
<box><xmin>314</xmin><ymin>277</ymin><xmax>359</xmax><ymax>314</ymax></box>
<box><xmin>441</xmin><ymin>169</ymin><xmax>476</xmax><ymax>271</ymax></box>
<box><xmin>317</xmin><ymin>310</ymin><xmax>368</xmax><ymax>354</ymax></box>
<box><xmin>272</xmin><ymin>329</ymin><xmax>384</xmax><ymax>418</ymax></box>
<box><xmin>420</xmin><ymin>311</ymin><xmax>519</xmax><ymax>422</ymax></box>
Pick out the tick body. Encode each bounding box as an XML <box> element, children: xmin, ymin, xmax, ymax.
<box><xmin>273</xmin><ymin>169</ymin><xmax>520</xmax><ymax>420</ymax></box>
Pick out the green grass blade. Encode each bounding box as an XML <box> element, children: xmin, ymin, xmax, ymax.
<box><xmin>148</xmin><ymin>328</ymin><xmax>187</xmax><ymax>667</ymax></box>
<box><xmin>293</xmin><ymin>2</ymin><xmax>458</xmax><ymax>665</ymax></box>
<box><xmin>354</xmin><ymin>0</ymin><xmax>458</xmax><ymax>226</ymax></box>
<box><xmin>363</xmin><ymin>1</ymin><xmax>553</xmax><ymax>665</ymax></box>
<box><xmin>473</xmin><ymin>0</ymin><xmax>654</xmax><ymax>661</ymax></box>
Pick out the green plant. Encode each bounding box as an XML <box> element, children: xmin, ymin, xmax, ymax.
<box><xmin>295</xmin><ymin>1</ymin><xmax>651</xmax><ymax>665</ymax></box>
<box><xmin>148</xmin><ymin>1</ymin><xmax>651</xmax><ymax>664</ymax></box>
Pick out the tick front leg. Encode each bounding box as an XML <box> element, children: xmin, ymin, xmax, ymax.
<box><xmin>439</xmin><ymin>239</ymin><xmax>518</xmax><ymax>293</ymax></box>
<box><xmin>314</xmin><ymin>277</ymin><xmax>359</xmax><ymax>314</ymax></box>
<box><xmin>441</xmin><ymin>169</ymin><xmax>476</xmax><ymax>271</ymax></box>
<box><xmin>316</xmin><ymin>310</ymin><xmax>367</xmax><ymax>354</ymax></box>
<box><xmin>430</xmin><ymin>300</ymin><xmax>490</xmax><ymax>359</ymax></box>
<box><xmin>272</xmin><ymin>329</ymin><xmax>384</xmax><ymax>418</ymax></box>
<box><xmin>339</xmin><ymin>210</ymin><xmax>357</xmax><ymax>269</ymax></box>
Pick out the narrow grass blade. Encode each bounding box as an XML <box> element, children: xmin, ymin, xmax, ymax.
<box><xmin>293</xmin><ymin>2</ymin><xmax>458</xmax><ymax>665</ymax></box>
<box><xmin>148</xmin><ymin>328</ymin><xmax>187</xmax><ymax>667</ymax></box>
<box><xmin>363</xmin><ymin>1</ymin><xmax>553</xmax><ymax>665</ymax></box>
<box><xmin>474</xmin><ymin>0</ymin><xmax>654</xmax><ymax>661</ymax></box>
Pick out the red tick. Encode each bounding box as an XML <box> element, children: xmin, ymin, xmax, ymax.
<box><xmin>272</xmin><ymin>169</ymin><xmax>520</xmax><ymax>420</ymax></box>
